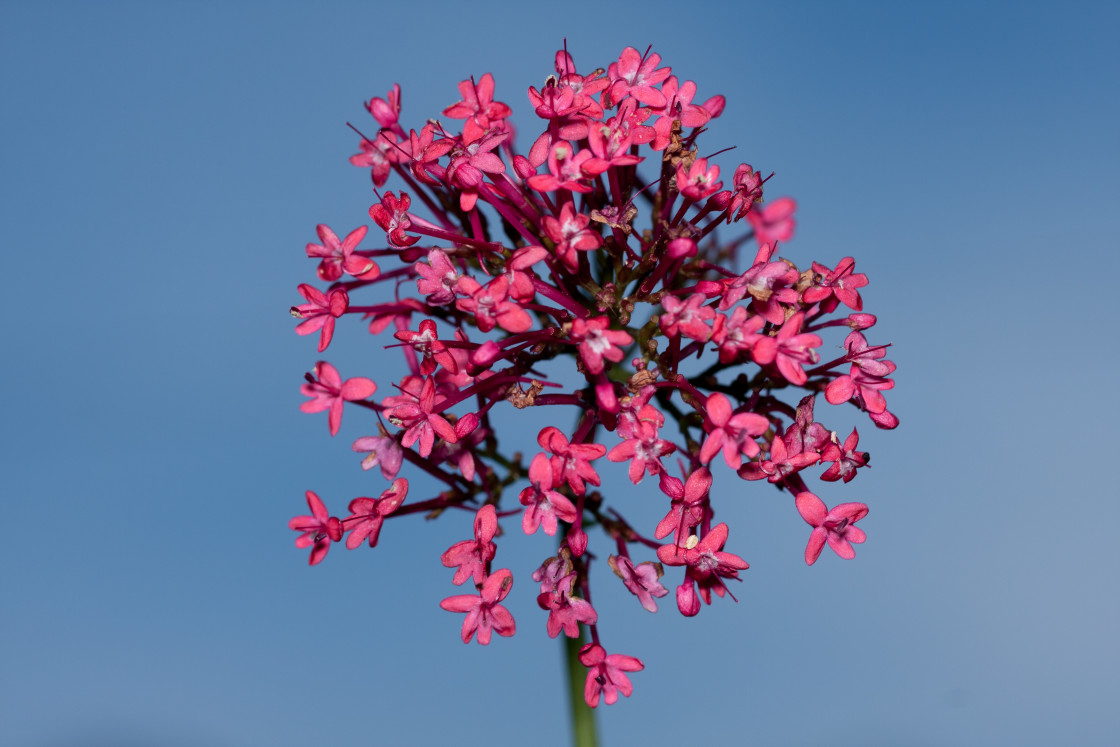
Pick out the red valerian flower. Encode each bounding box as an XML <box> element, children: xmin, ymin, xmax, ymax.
<box><xmin>738</xmin><ymin>434</ymin><xmax>820</xmax><ymax>483</ymax></box>
<box><xmin>751</xmin><ymin>311</ymin><xmax>823</xmax><ymax>386</ymax></box>
<box><xmin>654</xmin><ymin>468</ymin><xmax>711</xmax><ymax>544</ymax></box>
<box><xmin>675</xmin><ymin>157</ymin><xmax>722</xmax><ymax>201</ymax></box>
<box><xmin>305</xmin><ymin>224</ymin><xmax>378</xmax><ymax>282</ymax></box>
<box><xmin>579</xmin><ymin>643</ymin><xmax>644</xmax><ymax>708</ymax></box>
<box><xmin>351</xmin><ymin>429</ymin><xmax>404</xmax><ymax>480</ymax></box>
<box><xmin>604</xmin><ymin>46</ymin><xmax>671</xmax><ymax>108</ymax></box>
<box><xmin>659</xmin><ymin>293</ymin><xmax>715</xmax><ymax>342</ymax></box>
<box><xmin>540</xmin><ymin>202</ymin><xmax>603</xmax><ymax>272</ymax></box>
<box><xmin>537</xmin><ymin>572</ymin><xmax>597</xmax><ymax>638</ymax></box>
<box><xmin>393</xmin><ymin>319</ymin><xmax>458</xmax><ymax>376</ymax></box>
<box><xmin>537</xmin><ymin>426</ymin><xmax>606</xmax><ymax>495</ymax></box>
<box><xmin>746</xmin><ymin>196</ymin><xmax>797</xmax><ymax>248</ymax></box>
<box><xmin>289</xmin><ymin>490</ymin><xmax>342</xmax><ymax>565</ymax></box>
<box><xmin>381</xmin><ymin>375</ymin><xmax>457</xmax><ymax>458</ymax></box>
<box><xmin>348</xmin><ymin>130</ymin><xmax>401</xmax><ymax>188</ymax></box>
<box><xmin>291</xmin><ymin>284</ymin><xmax>349</xmax><ymax>352</ymax></box>
<box><xmin>299</xmin><ymin>361</ymin><xmax>377</xmax><ymax>437</ymax></box>
<box><xmin>368</xmin><ymin>191</ymin><xmax>419</xmax><ymax>248</ymax></box>
<box><xmin>439</xmin><ymin>568</ymin><xmax>516</xmax><ymax>645</ymax></box>
<box><xmin>414</xmin><ymin>248</ymin><xmax>460</xmax><ymax>306</ymax></box>
<box><xmin>819</xmin><ymin>428</ymin><xmax>870</xmax><ymax>483</ymax></box>
<box><xmin>795</xmin><ymin>491</ymin><xmax>869</xmax><ymax>565</ymax></box>
<box><xmin>569</xmin><ymin>316</ymin><xmax>632</xmax><ymax>375</ymax></box>
<box><xmin>442</xmin><ymin>72</ymin><xmax>512</xmax><ymax>145</ymax></box>
<box><xmin>657</xmin><ymin>523</ymin><xmax>749</xmax><ymax>617</ymax></box>
<box><xmin>456</xmin><ymin>275</ymin><xmax>532</xmax><ymax>334</ymax></box>
<box><xmin>699</xmin><ymin>393</ymin><xmax>769</xmax><ymax>469</ymax></box>
<box><xmin>802</xmin><ymin>256</ymin><xmax>869</xmax><ymax>312</ymax></box>
<box><xmin>344</xmin><ymin>478</ymin><xmax>408</xmax><ymax>549</ymax></box>
<box><xmin>607</xmin><ymin>419</ymin><xmax>677</xmax><ymax>484</ymax></box>
<box><xmin>519</xmin><ymin>453</ymin><xmax>577</xmax><ymax>536</ymax></box>
<box><xmin>608</xmin><ymin>555</ymin><xmax>669</xmax><ymax>613</ymax></box>
<box><xmin>441</xmin><ymin>504</ymin><xmax>498</xmax><ymax>586</ymax></box>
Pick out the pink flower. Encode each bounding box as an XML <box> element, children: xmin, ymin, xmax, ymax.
<box><xmin>607</xmin><ymin>419</ymin><xmax>677</xmax><ymax>484</ymax></box>
<box><xmin>344</xmin><ymin>478</ymin><xmax>408</xmax><ymax>549</ymax></box>
<box><xmin>289</xmin><ymin>490</ymin><xmax>342</xmax><ymax>566</ymax></box>
<box><xmin>569</xmin><ymin>316</ymin><xmax>632</xmax><ymax>375</ymax></box>
<box><xmin>382</xmin><ymin>375</ymin><xmax>457</xmax><ymax>457</ymax></box>
<box><xmin>802</xmin><ymin>256</ymin><xmax>869</xmax><ymax>312</ymax></box>
<box><xmin>738</xmin><ymin>434</ymin><xmax>820</xmax><ymax>483</ymax></box>
<box><xmin>348</xmin><ymin>130</ymin><xmax>401</xmax><ymax>187</ymax></box>
<box><xmin>414</xmin><ymin>248</ymin><xmax>460</xmax><ymax>306</ymax></box>
<box><xmin>519</xmin><ymin>453</ymin><xmax>577</xmax><ymax>536</ymax></box>
<box><xmin>795</xmin><ymin>492</ymin><xmax>868</xmax><ymax>565</ymax></box>
<box><xmin>290</xmin><ymin>284</ymin><xmax>349</xmax><ymax>352</ymax></box>
<box><xmin>299</xmin><ymin>361</ymin><xmax>377</xmax><ymax>436</ymax></box>
<box><xmin>657</xmin><ymin>523</ymin><xmax>749</xmax><ymax>617</ymax></box>
<box><xmin>709</xmin><ymin>307</ymin><xmax>766</xmax><ymax>364</ymax></box>
<box><xmin>699</xmin><ymin>393</ymin><xmax>768</xmax><ymax>469</ymax></box>
<box><xmin>819</xmin><ymin>428</ymin><xmax>869</xmax><ymax>483</ymax></box>
<box><xmin>440</xmin><ymin>568</ymin><xmax>516</xmax><ymax>645</ymax></box>
<box><xmin>654</xmin><ymin>468</ymin><xmax>711</xmax><ymax>544</ymax></box>
<box><xmin>393</xmin><ymin>319</ymin><xmax>458</xmax><ymax>376</ymax></box>
<box><xmin>608</xmin><ymin>555</ymin><xmax>669</xmax><ymax>612</ymax></box>
<box><xmin>455</xmin><ymin>275</ymin><xmax>532</xmax><ymax>334</ymax></box>
<box><xmin>305</xmin><ymin>224</ymin><xmax>378</xmax><ymax>282</ymax></box>
<box><xmin>675</xmin><ymin>157</ymin><xmax>722</xmax><ymax>201</ymax></box>
<box><xmin>441</xmin><ymin>504</ymin><xmax>498</xmax><ymax>586</ymax></box>
<box><xmin>351</xmin><ymin>430</ymin><xmax>404</xmax><ymax>480</ymax></box>
<box><xmin>659</xmin><ymin>293</ymin><xmax>715</xmax><ymax>342</ymax></box>
<box><xmin>746</xmin><ymin>196</ymin><xmax>796</xmax><ymax>248</ymax></box>
<box><xmin>579</xmin><ymin>643</ymin><xmax>644</xmax><ymax>708</ymax></box>
<box><xmin>726</xmin><ymin>164</ymin><xmax>764</xmax><ymax>222</ymax></box>
<box><xmin>368</xmin><ymin>191</ymin><xmax>418</xmax><ymax>248</ymax></box>
<box><xmin>537</xmin><ymin>572</ymin><xmax>597</xmax><ymax>638</ymax></box>
<box><xmin>604</xmin><ymin>46</ymin><xmax>671</xmax><ymax>108</ymax></box>
<box><xmin>537</xmin><ymin>426</ymin><xmax>606</xmax><ymax>495</ymax></box>
<box><xmin>541</xmin><ymin>202</ymin><xmax>602</xmax><ymax>272</ymax></box>
<box><xmin>442</xmin><ymin>73</ymin><xmax>512</xmax><ymax>144</ymax></box>
<box><xmin>751</xmin><ymin>312</ymin><xmax>823</xmax><ymax>386</ymax></box>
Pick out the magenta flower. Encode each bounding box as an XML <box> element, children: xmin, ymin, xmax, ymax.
<box><xmin>607</xmin><ymin>419</ymin><xmax>677</xmax><ymax>484</ymax></box>
<box><xmin>348</xmin><ymin>130</ymin><xmax>401</xmax><ymax>188</ymax></box>
<box><xmin>751</xmin><ymin>312</ymin><xmax>823</xmax><ymax>386</ymax></box>
<box><xmin>344</xmin><ymin>478</ymin><xmax>408</xmax><ymax>549</ymax></box>
<box><xmin>657</xmin><ymin>523</ymin><xmax>749</xmax><ymax>616</ymax></box>
<box><xmin>819</xmin><ymin>428</ymin><xmax>870</xmax><ymax>483</ymax></box>
<box><xmin>441</xmin><ymin>504</ymin><xmax>498</xmax><ymax>586</ymax></box>
<box><xmin>289</xmin><ymin>491</ymin><xmax>342</xmax><ymax>566</ymax></box>
<box><xmin>608</xmin><ymin>555</ymin><xmax>669</xmax><ymax>612</ymax></box>
<box><xmin>368</xmin><ymin>191</ymin><xmax>418</xmax><ymax>248</ymax></box>
<box><xmin>351</xmin><ymin>430</ymin><xmax>404</xmax><ymax>480</ymax></box>
<box><xmin>699</xmin><ymin>393</ymin><xmax>769</xmax><ymax>469</ymax></box>
<box><xmin>569</xmin><ymin>316</ymin><xmax>632</xmax><ymax>375</ymax></box>
<box><xmin>579</xmin><ymin>643</ymin><xmax>644</xmax><ymax>708</ymax></box>
<box><xmin>654</xmin><ymin>468</ymin><xmax>711</xmax><ymax>544</ymax></box>
<box><xmin>305</xmin><ymin>224</ymin><xmax>378</xmax><ymax>282</ymax></box>
<box><xmin>442</xmin><ymin>72</ymin><xmax>512</xmax><ymax>145</ymax></box>
<box><xmin>795</xmin><ymin>492</ymin><xmax>869</xmax><ymax>565</ymax></box>
<box><xmin>738</xmin><ymin>434</ymin><xmax>820</xmax><ymax>483</ymax></box>
<box><xmin>746</xmin><ymin>196</ymin><xmax>797</xmax><ymax>248</ymax></box>
<box><xmin>290</xmin><ymin>284</ymin><xmax>349</xmax><ymax>352</ymax></box>
<box><xmin>604</xmin><ymin>46</ymin><xmax>671</xmax><ymax>108</ymax></box>
<box><xmin>439</xmin><ymin>568</ymin><xmax>516</xmax><ymax>645</ymax></box>
<box><xmin>676</xmin><ymin>158</ymin><xmax>722</xmax><ymax>201</ymax></box>
<box><xmin>519</xmin><ymin>453</ymin><xmax>577</xmax><ymax>536</ymax></box>
<box><xmin>802</xmin><ymin>256</ymin><xmax>869</xmax><ymax>312</ymax></box>
<box><xmin>455</xmin><ymin>275</ymin><xmax>532</xmax><ymax>334</ymax></box>
<box><xmin>541</xmin><ymin>202</ymin><xmax>603</xmax><ymax>272</ymax></box>
<box><xmin>537</xmin><ymin>572</ymin><xmax>597</xmax><ymax>638</ymax></box>
<box><xmin>414</xmin><ymin>248</ymin><xmax>460</xmax><ymax>306</ymax></box>
<box><xmin>537</xmin><ymin>426</ymin><xmax>606</xmax><ymax>495</ymax></box>
<box><xmin>381</xmin><ymin>375</ymin><xmax>457</xmax><ymax>458</ymax></box>
<box><xmin>393</xmin><ymin>319</ymin><xmax>458</xmax><ymax>376</ymax></box>
<box><xmin>299</xmin><ymin>361</ymin><xmax>377</xmax><ymax>437</ymax></box>
<box><xmin>659</xmin><ymin>293</ymin><xmax>715</xmax><ymax>342</ymax></box>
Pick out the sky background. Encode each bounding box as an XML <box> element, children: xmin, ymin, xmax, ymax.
<box><xmin>2</xmin><ymin>1</ymin><xmax>1118</xmax><ymax>745</ymax></box>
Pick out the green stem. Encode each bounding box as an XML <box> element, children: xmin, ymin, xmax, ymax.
<box><xmin>565</xmin><ymin>626</ymin><xmax>599</xmax><ymax>747</ymax></box>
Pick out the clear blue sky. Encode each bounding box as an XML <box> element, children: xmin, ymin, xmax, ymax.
<box><xmin>2</xmin><ymin>1</ymin><xmax>1118</xmax><ymax>745</ymax></box>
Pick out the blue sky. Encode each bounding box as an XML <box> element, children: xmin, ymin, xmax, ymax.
<box><xmin>2</xmin><ymin>1</ymin><xmax>1118</xmax><ymax>745</ymax></box>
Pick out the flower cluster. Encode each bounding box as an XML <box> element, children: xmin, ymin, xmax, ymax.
<box><xmin>289</xmin><ymin>44</ymin><xmax>898</xmax><ymax>708</ymax></box>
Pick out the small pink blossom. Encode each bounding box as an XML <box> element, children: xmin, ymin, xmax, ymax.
<box><xmin>351</xmin><ymin>429</ymin><xmax>404</xmax><ymax>480</ymax></box>
<box><xmin>746</xmin><ymin>196</ymin><xmax>796</xmax><ymax>248</ymax></box>
<box><xmin>299</xmin><ymin>361</ymin><xmax>377</xmax><ymax>437</ymax></box>
<box><xmin>579</xmin><ymin>643</ymin><xmax>644</xmax><ymax>708</ymax></box>
<box><xmin>455</xmin><ymin>275</ymin><xmax>532</xmax><ymax>334</ymax></box>
<box><xmin>654</xmin><ymin>468</ymin><xmax>711</xmax><ymax>545</ymax></box>
<box><xmin>289</xmin><ymin>490</ymin><xmax>342</xmax><ymax>566</ymax></box>
<box><xmin>675</xmin><ymin>157</ymin><xmax>722</xmax><ymax>201</ymax></box>
<box><xmin>305</xmin><ymin>224</ymin><xmax>378</xmax><ymax>282</ymax></box>
<box><xmin>659</xmin><ymin>293</ymin><xmax>715</xmax><ymax>342</ymax></box>
<box><xmin>441</xmin><ymin>504</ymin><xmax>498</xmax><ymax>586</ymax></box>
<box><xmin>368</xmin><ymin>191</ymin><xmax>418</xmax><ymax>248</ymax></box>
<box><xmin>569</xmin><ymin>316</ymin><xmax>632</xmax><ymax>375</ymax></box>
<box><xmin>751</xmin><ymin>312</ymin><xmax>823</xmax><ymax>386</ymax></box>
<box><xmin>519</xmin><ymin>453</ymin><xmax>577</xmax><ymax>536</ymax></box>
<box><xmin>442</xmin><ymin>73</ymin><xmax>512</xmax><ymax>145</ymax></box>
<box><xmin>537</xmin><ymin>426</ymin><xmax>606</xmax><ymax>495</ymax></box>
<box><xmin>414</xmin><ymin>248</ymin><xmax>460</xmax><ymax>306</ymax></box>
<box><xmin>699</xmin><ymin>393</ymin><xmax>768</xmax><ymax>469</ymax></box>
<box><xmin>819</xmin><ymin>428</ymin><xmax>869</xmax><ymax>483</ymax></box>
<box><xmin>802</xmin><ymin>256</ymin><xmax>869</xmax><ymax>312</ymax></box>
<box><xmin>382</xmin><ymin>375</ymin><xmax>457</xmax><ymax>457</ymax></box>
<box><xmin>344</xmin><ymin>478</ymin><xmax>408</xmax><ymax>549</ymax></box>
<box><xmin>604</xmin><ymin>46</ymin><xmax>671</xmax><ymax>108</ymax></box>
<box><xmin>607</xmin><ymin>420</ymin><xmax>677</xmax><ymax>484</ymax></box>
<box><xmin>795</xmin><ymin>492</ymin><xmax>869</xmax><ymax>565</ymax></box>
<box><xmin>657</xmin><ymin>523</ymin><xmax>749</xmax><ymax>617</ymax></box>
<box><xmin>537</xmin><ymin>572</ymin><xmax>597</xmax><ymax>638</ymax></box>
<box><xmin>393</xmin><ymin>319</ymin><xmax>458</xmax><ymax>376</ymax></box>
<box><xmin>738</xmin><ymin>434</ymin><xmax>820</xmax><ymax>483</ymax></box>
<box><xmin>608</xmin><ymin>555</ymin><xmax>669</xmax><ymax>612</ymax></box>
<box><xmin>290</xmin><ymin>284</ymin><xmax>349</xmax><ymax>352</ymax></box>
<box><xmin>439</xmin><ymin>568</ymin><xmax>516</xmax><ymax>645</ymax></box>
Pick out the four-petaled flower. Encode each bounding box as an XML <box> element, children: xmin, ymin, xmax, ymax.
<box><xmin>344</xmin><ymin>478</ymin><xmax>408</xmax><ymax>549</ymax></box>
<box><xmin>795</xmin><ymin>492</ymin><xmax>869</xmax><ymax>565</ymax></box>
<box><xmin>579</xmin><ymin>643</ymin><xmax>644</xmax><ymax>708</ymax></box>
<box><xmin>439</xmin><ymin>568</ymin><xmax>516</xmax><ymax>645</ymax></box>
<box><xmin>289</xmin><ymin>490</ymin><xmax>342</xmax><ymax>565</ymax></box>
<box><xmin>441</xmin><ymin>504</ymin><xmax>498</xmax><ymax>586</ymax></box>
<box><xmin>305</xmin><ymin>224</ymin><xmax>379</xmax><ymax>282</ymax></box>
<box><xmin>569</xmin><ymin>316</ymin><xmax>632</xmax><ymax>375</ymax></box>
<box><xmin>608</xmin><ymin>555</ymin><xmax>669</xmax><ymax>612</ymax></box>
<box><xmin>300</xmin><ymin>361</ymin><xmax>377</xmax><ymax>437</ymax></box>
<box><xmin>291</xmin><ymin>284</ymin><xmax>349</xmax><ymax>352</ymax></box>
